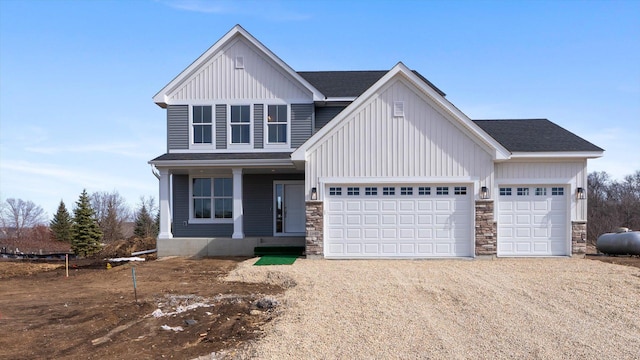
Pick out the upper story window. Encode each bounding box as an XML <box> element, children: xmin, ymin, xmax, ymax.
<box><xmin>267</xmin><ymin>105</ymin><xmax>287</xmax><ymax>144</ymax></box>
<box><xmin>193</xmin><ymin>106</ymin><xmax>212</xmax><ymax>144</ymax></box>
<box><xmin>230</xmin><ymin>105</ymin><xmax>251</xmax><ymax>144</ymax></box>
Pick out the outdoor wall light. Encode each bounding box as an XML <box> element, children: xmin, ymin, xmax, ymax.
<box><xmin>577</xmin><ymin>187</ymin><xmax>586</xmax><ymax>200</ymax></box>
<box><xmin>311</xmin><ymin>187</ymin><xmax>318</xmax><ymax>200</ymax></box>
<box><xmin>481</xmin><ymin>186</ymin><xmax>489</xmax><ymax>199</ymax></box>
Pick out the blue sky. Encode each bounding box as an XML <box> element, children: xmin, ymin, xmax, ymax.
<box><xmin>1</xmin><ymin>0</ymin><xmax>638</xmax><ymax>218</ymax></box>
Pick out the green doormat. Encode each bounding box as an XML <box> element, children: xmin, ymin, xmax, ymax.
<box><xmin>254</xmin><ymin>254</ymin><xmax>298</xmax><ymax>266</ymax></box>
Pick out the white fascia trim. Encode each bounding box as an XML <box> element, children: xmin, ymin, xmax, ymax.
<box><xmin>153</xmin><ymin>25</ymin><xmax>325</xmax><ymax>107</ymax></box>
<box><xmin>496</xmin><ymin>178</ymin><xmax>573</xmax><ymax>185</ymax></box>
<box><xmin>319</xmin><ymin>176</ymin><xmax>479</xmax><ymax>185</ymax></box>
<box><xmin>148</xmin><ymin>159</ymin><xmax>295</xmax><ymax>167</ymax></box>
<box><xmin>291</xmin><ymin>62</ymin><xmax>510</xmax><ymax>161</ymax></box>
<box><xmin>509</xmin><ymin>151</ymin><xmax>604</xmax><ymax>159</ymax></box>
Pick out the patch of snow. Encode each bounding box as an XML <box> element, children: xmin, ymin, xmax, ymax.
<box><xmin>161</xmin><ymin>325</ymin><xmax>184</xmax><ymax>332</ymax></box>
<box><xmin>108</xmin><ymin>257</ymin><xmax>146</xmax><ymax>262</ymax></box>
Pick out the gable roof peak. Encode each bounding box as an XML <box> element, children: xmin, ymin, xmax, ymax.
<box><xmin>153</xmin><ymin>24</ymin><xmax>325</xmax><ymax>107</ymax></box>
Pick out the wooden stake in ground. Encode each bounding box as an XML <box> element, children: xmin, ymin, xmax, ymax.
<box><xmin>65</xmin><ymin>254</ymin><xmax>69</xmax><ymax>278</ymax></box>
<box><xmin>131</xmin><ymin>267</ymin><xmax>137</xmax><ymax>303</ymax></box>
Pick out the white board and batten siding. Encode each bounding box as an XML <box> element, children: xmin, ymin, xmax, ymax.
<box><xmin>495</xmin><ymin>160</ymin><xmax>588</xmax><ymax>221</ymax></box>
<box><xmin>495</xmin><ymin>160</ymin><xmax>588</xmax><ymax>257</ymax></box>
<box><xmin>306</xmin><ymin>77</ymin><xmax>495</xmax><ymax>195</ymax></box>
<box><xmin>165</xmin><ymin>37</ymin><xmax>313</xmax><ymax>103</ymax></box>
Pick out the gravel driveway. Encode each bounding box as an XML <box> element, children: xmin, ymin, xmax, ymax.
<box><xmin>225</xmin><ymin>258</ymin><xmax>640</xmax><ymax>359</ymax></box>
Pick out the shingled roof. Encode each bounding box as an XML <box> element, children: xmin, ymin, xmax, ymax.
<box><xmin>298</xmin><ymin>70</ymin><xmax>445</xmax><ymax>98</ymax></box>
<box><xmin>473</xmin><ymin>119</ymin><xmax>603</xmax><ymax>153</ymax></box>
<box><xmin>151</xmin><ymin>152</ymin><xmax>292</xmax><ymax>162</ymax></box>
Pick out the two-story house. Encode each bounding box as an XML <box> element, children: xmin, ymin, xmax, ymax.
<box><xmin>149</xmin><ymin>25</ymin><xmax>603</xmax><ymax>259</ymax></box>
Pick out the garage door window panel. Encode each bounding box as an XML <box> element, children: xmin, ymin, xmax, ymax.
<box><xmin>383</xmin><ymin>187</ymin><xmax>395</xmax><ymax>195</ymax></box>
<box><xmin>401</xmin><ymin>187</ymin><xmax>413</xmax><ymax>195</ymax></box>
<box><xmin>454</xmin><ymin>186</ymin><xmax>467</xmax><ymax>195</ymax></box>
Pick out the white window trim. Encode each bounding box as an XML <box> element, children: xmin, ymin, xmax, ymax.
<box><xmin>188</xmin><ymin>175</ymin><xmax>234</xmax><ymax>224</ymax></box>
<box><xmin>189</xmin><ymin>104</ymin><xmax>215</xmax><ymax>150</ymax></box>
<box><xmin>264</xmin><ymin>103</ymin><xmax>291</xmax><ymax>149</ymax></box>
<box><xmin>228</xmin><ymin>104</ymin><xmax>254</xmax><ymax>149</ymax></box>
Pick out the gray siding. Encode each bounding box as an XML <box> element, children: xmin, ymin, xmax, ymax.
<box><xmin>216</xmin><ymin>104</ymin><xmax>227</xmax><ymax>149</ymax></box>
<box><xmin>254</xmin><ymin>104</ymin><xmax>264</xmax><ymax>149</ymax></box>
<box><xmin>172</xmin><ymin>173</ymin><xmax>304</xmax><ymax>238</ymax></box>
<box><xmin>291</xmin><ymin>103</ymin><xmax>313</xmax><ymax>148</ymax></box>
<box><xmin>243</xmin><ymin>173</ymin><xmax>305</xmax><ymax>237</ymax></box>
<box><xmin>167</xmin><ymin>105</ymin><xmax>189</xmax><ymax>150</ymax></box>
<box><xmin>172</xmin><ymin>175</ymin><xmax>233</xmax><ymax>237</ymax></box>
<box><xmin>315</xmin><ymin>106</ymin><xmax>346</xmax><ymax>131</ymax></box>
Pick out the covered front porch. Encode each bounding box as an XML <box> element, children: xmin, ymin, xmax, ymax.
<box><xmin>151</xmin><ymin>153</ymin><xmax>307</xmax><ymax>257</ymax></box>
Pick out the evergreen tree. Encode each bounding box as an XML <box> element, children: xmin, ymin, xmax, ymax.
<box><xmin>134</xmin><ymin>203</ymin><xmax>154</xmax><ymax>238</ymax></box>
<box><xmin>101</xmin><ymin>200</ymin><xmax>124</xmax><ymax>242</ymax></box>
<box><xmin>71</xmin><ymin>189</ymin><xmax>103</xmax><ymax>257</ymax></box>
<box><xmin>50</xmin><ymin>200</ymin><xmax>73</xmax><ymax>242</ymax></box>
<box><xmin>154</xmin><ymin>209</ymin><xmax>160</xmax><ymax>238</ymax></box>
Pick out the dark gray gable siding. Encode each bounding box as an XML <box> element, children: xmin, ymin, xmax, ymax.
<box><xmin>314</xmin><ymin>106</ymin><xmax>346</xmax><ymax>131</ymax></box>
<box><xmin>243</xmin><ymin>173</ymin><xmax>305</xmax><ymax>237</ymax></box>
<box><xmin>172</xmin><ymin>175</ymin><xmax>233</xmax><ymax>237</ymax></box>
<box><xmin>254</xmin><ymin>104</ymin><xmax>264</xmax><ymax>149</ymax></box>
<box><xmin>215</xmin><ymin>104</ymin><xmax>227</xmax><ymax>149</ymax></box>
<box><xmin>167</xmin><ymin>105</ymin><xmax>189</xmax><ymax>150</ymax></box>
<box><xmin>291</xmin><ymin>103</ymin><xmax>313</xmax><ymax>148</ymax></box>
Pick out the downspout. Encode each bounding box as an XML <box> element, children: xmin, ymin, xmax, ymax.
<box><xmin>151</xmin><ymin>164</ymin><xmax>160</xmax><ymax>180</ymax></box>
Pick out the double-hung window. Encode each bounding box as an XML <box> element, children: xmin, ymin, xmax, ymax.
<box><xmin>267</xmin><ymin>105</ymin><xmax>287</xmax><ymax>144</ymax></box>
<box><xmin>192</xmin><ymin>178</ymin><xmax>233</xmax><ymax>221</ymax></box>
<box><xmin>230</xmin><ymin>105</ymin><xmax>250</xmax><ymax>144</ymax></box>
<box><xmin>193</xmin><ymin>106</ymin><xmax>212</xmax><ymax>144</ymax></box>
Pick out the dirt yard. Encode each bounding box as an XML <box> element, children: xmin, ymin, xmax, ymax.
<box><xmin>0</xmin><ymin>257</ymin><xmax>283</xmax><ymax>359</ymax></box>
<box><xmin>1</xmin><ymin>255</ymin><xmax>639</xmax><ymax>360</ymax></box>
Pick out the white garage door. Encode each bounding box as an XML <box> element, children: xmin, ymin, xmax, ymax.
<box><xmin>325</xmin><ymin>184</ymin><xmax>473</xmax><ymax>258</ymax></box>
<box><xmin>497</xmin><ymin>186</ymin><xmax>568</xmax><ymax>256</ymax></box>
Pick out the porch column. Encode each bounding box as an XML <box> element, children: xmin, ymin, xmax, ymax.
<box><xmin>232</xmin><ymin>168</ymin><xmax>244</xmax><ymax>239</ymax></box>
<box><xmin>158</xmin><ymin>168</ymin><xmax>173</xmax><ymax>239</ymax></box>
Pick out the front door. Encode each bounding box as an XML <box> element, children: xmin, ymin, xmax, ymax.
<box><xmin>275</xmin><ymin>181</ymin><xmax>305</xmax><ymax>235</ymax></box>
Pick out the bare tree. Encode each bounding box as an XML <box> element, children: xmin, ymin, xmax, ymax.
<box><xmin>0</xmin><ymin>198</ymin><xmax>47</xmax><ymax>239</ymax></box>
<box><xmin>90</xmin><ymin>191</ymin><xmax>130</xmax><ymax>243</ymax></box>
<box><xmin>588</xmin><ymin>170</ymin><xmax>640</xmax><ymax>244</ymax></box>
<box><xmin>619</xmin><ymin>171</ymin><xmax>640</xmax><ymax>230</ymax></box>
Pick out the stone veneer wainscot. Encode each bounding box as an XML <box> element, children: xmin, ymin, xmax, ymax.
<box><xmin>305</xmin><ymin>201</ymin><xmax>323</xmax><ymax>257</ymax></box>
